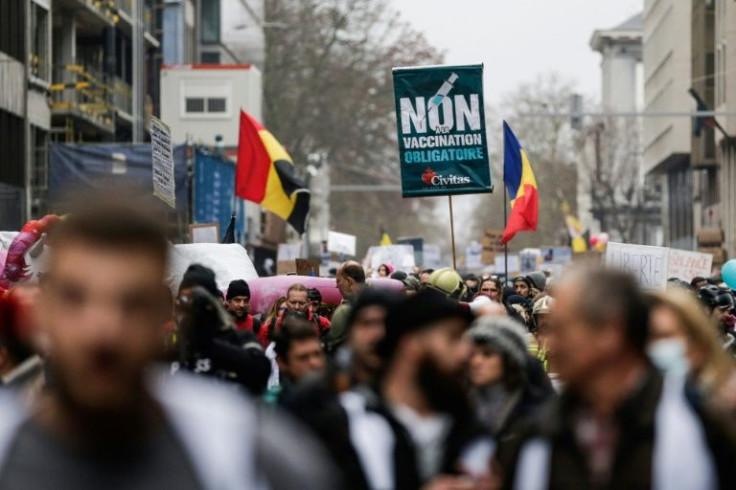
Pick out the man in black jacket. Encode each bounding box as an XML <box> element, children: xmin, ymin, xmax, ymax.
<box><xmin>175</xmin><ymin>265</ymin><xmax>270</xmax><ymax>395</ymax></box>
<box><xmin>501</xmin><ymin>265</ymin><xmax>736</xmax><ymax>490</ymax></box>
<box><xmin>289</xmin><ymin>291</ymin><xmax>495</xmax><ymax>490</ymax></box>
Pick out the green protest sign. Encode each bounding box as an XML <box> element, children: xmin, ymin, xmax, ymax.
<box><xmin>392</xmin><ymin>64</ymin><xmax>492</xmax><ymax>197</ymax></box>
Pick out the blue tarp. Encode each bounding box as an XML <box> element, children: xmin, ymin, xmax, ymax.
<box><xmin>50</xmin><ymin>143</ymin><xmax>188</xmax><ymax>213</ymax></box>
<box><xmin>193</xmin><ymin>149</ymin><xmax>245</xmax><ymax>242</ymax></box>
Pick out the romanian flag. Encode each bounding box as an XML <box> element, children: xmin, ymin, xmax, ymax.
<box><xmin>501</xmin><ymin>121</ymin><xmax>538</xmax><ymax>245</ymax></box>
<box><xmin>236</xmin><ymin>110</ymin><xmax>310</xmax><ymax>234</ymax></box>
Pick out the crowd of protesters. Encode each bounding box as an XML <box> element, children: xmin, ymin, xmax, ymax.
<box><xmin>0</xmin><ymin>198</ymin><xmax>735</xmax><ymax>489</ymax></box>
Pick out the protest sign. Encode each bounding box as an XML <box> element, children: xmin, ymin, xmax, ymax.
<box><xmin>367</xmin><ymin>245</ymin><xmax>416</xmax><ymax>275</ymax></box>
<box><xmin>392</xmin><ymin>64</ymin><xmax>492</xmax><ymax>197</ymax></box>
<box><xmin>296</xmin><ymin>259</ymin><xmax>321</xmax><ymax>277</ymax></box>
<box><xmin>327</xmin><ymin>231</ymin><xmax>357</xmax><ymax>257</ymax></box>
<box><xmin>422</xmin><ymin>244</ymin><xmax>444</xmax><ymax>269</ymax></box>
<box><xmin>277</xmin><ymin>261</ymin><xmax>297</xmax><ymax>275</ymax></box>
<box><xmin>189</xmin><ymin>223</ymin><xmax>219</xmax><ymax>244</ymax></box>
<box><xmin>397</xmin><ymin>236</ymin><xmax>425</xmax><ymax>266</ymax></box>
<box><xmin>277</xmin><ymin>243</ymin><xmax>302</xmax><ymax>261</ymax></box>
<box><xmin>520</xmin><ymin>248</ymin><xmax>542</xmax><ymax>274</ymax></box>
<box><xmin>667</xmin><ymin>249</ymin><xmax>713</xmax><ymax>282</ymax></box>
<box><xmin>465</xmin><ymin>241</ymin><xmax>483</xmax><ymax>269</ymax></box>
<box><xmin>605</xmin><ymin>242</ymin><xmax>670</xmax><ymax>290</ymax></box>
<box><xmin>150</xmin><ymin>116</ymin><xmax>176</xmax><ymax>208</ymax></box>
<box><xmin>495</xmin><ymin>254</ymin><xmax>520</xmax><ymax>277</ymax></box>
<box><xmin>481</xmin><ymin>229</ymin><xmax>504</xmax><ymax>265</ymax></box>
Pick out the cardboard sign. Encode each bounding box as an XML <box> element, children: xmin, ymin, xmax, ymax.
<box><xmin>277</xmin><ymin>260</ymin><xmax>297</xmax><ymax>275</ymax></box>
<box><xmin>392</xmin><ymin>64</ymin><xmax>492</xmax><ymax>197</ymax></box>
<box><xmin>482</xmin><ymin>229</ymin><xmax>504</xmax><ymax>265</ymax></box>
<box><xmin>327</xmin><ymin>231</ymin><xmax>357</xmax><ymax>256</ymax></box>
<box><xmin>667</xmin><ymin>249</ymin><xmax>713</xmax><ymax>282</ymax></box>
<box><xmin>150</xmin><ymin>116</ymin><xmax>176</xmax><ymax>208</ymax></box>
<box><xmin>296</xmin><ymin>258</ymin><xmax>321</xmax><ymax>277</ymax></box>
<box><xmin>189</xmin><ymin>223</ymin><xmax>220</xmax><ymax>244</ymax></box>
<box><xmin>605</xmin><ymin>242</ymin><xmax>670</xmax><ymax>290</ymax></box>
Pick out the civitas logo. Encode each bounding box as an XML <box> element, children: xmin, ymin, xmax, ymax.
<box><xmin>421</xmin><ymin>168</ymin><xmax>471</xmax><ymax>186</ymax></box>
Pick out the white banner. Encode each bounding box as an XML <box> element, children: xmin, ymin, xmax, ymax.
<box><xmin>150</xmin><ymin>116</ymin><xmax>176</xmax><ymax>209</ymax></box>
<box><xmin>366</xmin><ymin>245</ymin><xmax>415</xmax><ymax>275</ymax></box>
<box><xmin>667</xmin><ymin>249</ymin><xmax>713</xmax><ymax>283</ymax></box>
<box><xmin>277</xmin><ymin>243</ymin><xmax>302</xmax><ymax>261</ymax></box>
<box><xmin>605</xmin><ymin>242</ymin><xmax>670</xmax><ymax>290</ymax></box>
<box><xmin>327</xmin><ymin>231</ymin><xmax>357</xmax><ymax>256</ymax></box>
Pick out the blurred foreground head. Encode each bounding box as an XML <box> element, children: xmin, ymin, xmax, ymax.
<box><xmin>40</xmin><ymin>194</ymin><xmax>170</xmax><ymax>412</ymax></box>
<box><xmin>548</xmin><ymin>264</ymin><xmax>649</xmax><ymax>388</ymax></box>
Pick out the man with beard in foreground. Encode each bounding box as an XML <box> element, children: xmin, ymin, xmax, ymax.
<box><xmin>0</xmin><ymin>198</ymin><xmax>336</xmax><ymax>490</ymax></box>
<box><xmin>375</xmin><ymin>292</ymin><xmax>495</xmax><ymax>488</ymax></box>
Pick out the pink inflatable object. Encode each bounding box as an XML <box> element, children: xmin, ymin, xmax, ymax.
<box><xmin>0</xmin><ymin>215</ymin><xmax>60</xmax><ymax>289</ymax></box>
<box><xmin>245</xmin><ymin>276</ymin><xmax>405</xmax><ymax>315</ymax></box>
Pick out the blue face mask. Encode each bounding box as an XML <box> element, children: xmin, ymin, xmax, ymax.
<box><xmin>647</xmin><ymin>338</ymin><xmax>690</xmax><ymax>377</ymax></box>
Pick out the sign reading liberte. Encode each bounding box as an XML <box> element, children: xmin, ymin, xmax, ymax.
<box><xmin>392</xmin><ymin>64</ymin><xmax>492</xmax><ymax>197</ymax></box>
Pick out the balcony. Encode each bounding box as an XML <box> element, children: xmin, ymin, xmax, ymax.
<box><xmin>55</xmin><ymin>0</ymin><xmax>116</xmax><ymax>32</ymax></box>
<box><xmin>114</xmin><ymin>0</ymin><xmax>160</xmax><ymax>47</ymax></box>
<box><xmin>113</xmin><ymin>77</ymin><xmax>133</xmax><ymax>121</ymax></box>
<box><xmin>51</xmin><ymin>64</ymin><xmax>114</xmax><ymax>135</ymax></box>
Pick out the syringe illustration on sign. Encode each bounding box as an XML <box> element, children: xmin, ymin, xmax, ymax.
<box><xmin>421</xmin><ymin>72</ymin><xmax>459</xmax><ymax>123</ymax></box>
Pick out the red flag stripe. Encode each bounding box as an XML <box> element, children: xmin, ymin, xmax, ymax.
<box><xmin>236</xmin><ymin>111</ymin><xmax>270</xmax><ymax>203</ymax></box>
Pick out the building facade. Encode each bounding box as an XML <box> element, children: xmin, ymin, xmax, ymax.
<box><xmin>643</xmin><ymin>0</ymin><xmax>694</xmax><ymax>250</ymax></box>
<box><xmin>0</xmin><ymin>0</ymin><xmax>163</xmax><ymax>227</ymax></box>
<box><xmin>588</xmin><ymin>13</ymin><xmax>661</xmax><ymax>246</ymax></box>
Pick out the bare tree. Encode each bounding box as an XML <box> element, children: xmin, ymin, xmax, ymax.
<box><xmin>574</xmin><ymin>115</ymin><xmax>653</xmax><ymax>244</ymax></box>
<box><xmin>264</xmin><ymin>0</ymin><xmax>448</xmax><ymax>255</ymax></box>
<box><xmin>468</xmin><ymin>73</ymin><xmax>579</xmax><ymax>250</ymax></box>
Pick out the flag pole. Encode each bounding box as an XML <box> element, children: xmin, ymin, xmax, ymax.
<box><xmin>448</xmin><ymin>195</ymin><xmax>457</xmax><ymax>270</ymax></box>
<box><xmin>504</xmin><ymin>183</ymin><xmax>508</xmax><ymax>284</ymax></box>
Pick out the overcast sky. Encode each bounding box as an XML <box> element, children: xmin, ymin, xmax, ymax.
<box><xmin>392</xmin><ymin>0</ymin><xmax>643</xmax><ymax>111</ymax></box>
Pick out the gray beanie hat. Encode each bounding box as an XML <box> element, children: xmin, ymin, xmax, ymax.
<box><xmin>465</xmin><ymin>316</ymin><xmax>529</xmax><ymax>369</ymax></box>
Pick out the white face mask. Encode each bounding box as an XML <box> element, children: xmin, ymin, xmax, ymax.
<box><xmin>647</xmin><ymin>338</ymin><xmax>690</xmax><ymax>377</ymax></box>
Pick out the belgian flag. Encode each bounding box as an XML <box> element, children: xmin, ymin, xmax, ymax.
<box><xmin>236</xmin><ymin>110</ymin><xmax>310</xmax><ymax>234</ymax></box>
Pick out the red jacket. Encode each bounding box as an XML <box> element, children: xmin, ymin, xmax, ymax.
<box><xmin>234</xmin><ymin>315</ymin><xmax>261</xmax><ymax>334</ymax></box>
<box><xmin>259</xmin><ymin>310</ymin><xmax>331</xmax><ymax>347</ymax></box>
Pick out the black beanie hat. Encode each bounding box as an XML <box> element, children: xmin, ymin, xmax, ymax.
<box><xmin>179</xmin><ymin>264</ymin><xmax>221</xmax><ymax>299</ymax></box>
<box><xmin>226</xmin><ymin>279</ymin><xmax>251</xmax><ymax>301</ymax></box>
<box><xmin>390</xmin><ymin>270</ymin><xmax>408</xmax><ymax>281</ymax></box>
<box><xmin>378</xmin><ymin>290</ymin><xmax>474</xmax><ymax>360</ymax></box>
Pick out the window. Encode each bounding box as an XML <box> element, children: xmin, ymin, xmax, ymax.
<box><xmin>182</xmin><ymin>81</ymin><xmax>231</xmax><ymax>118</ymax></box>
<box><xmin>200</xmin><ymin>51</ymin><xmax>221</xmax><ymax>64</ymax></box>
<box><xmin>30</xmin><ymin>1</ymin><xmax>50</xmax><ymax>81</ymax></box>
<box><xmin>207</xmin><ymin>97</ymin><xmax>226</xmax><ymax>113</ymax></box>
<box><xmin>200</xmin><ymin>0</ymin><xmax>220</xmax><ymax>43</ymax></box>
<box><xmin>185</xmin><ymin>97</ymin><xmax>205</xmax><ymax>113</ymax></box>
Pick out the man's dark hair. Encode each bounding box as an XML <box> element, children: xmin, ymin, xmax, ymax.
<box><xmin>690</xmin><ymin>276</ymin><xmax>706</xmax><ymax>289</ymax></box>
<box><xmin>342</xmin><ymin>263</ymin><xmax>365</xmax><ymax>284</ymax></box>
<box><xmin>49</xmin><ymin>197</ymin><xmax>168</xmax><ymax>266</ymax></box>
<box><xmin>567</xmin><ymin>266</ymin><xmax>650</xmax><ymax>353</ymax></box>
<box><xmin>273</xmin><ymin>318</ymin><xmax>320</xmax><ymax>359</ymax></box>
<box><xmin>421</xmin><ymin>268</ymin><xmax>435</xmax><ymax>275</ymax></box>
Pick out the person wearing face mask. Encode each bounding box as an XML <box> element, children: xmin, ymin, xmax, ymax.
<box><xmin>697</xmin><ymin>285</ymin><xmax>736</xmax><ymax>353</ymax></box>
<box><xmin>648</xmin><ymin>288</ymin><xmax>736</xmax><ymax>415</ymax></box>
